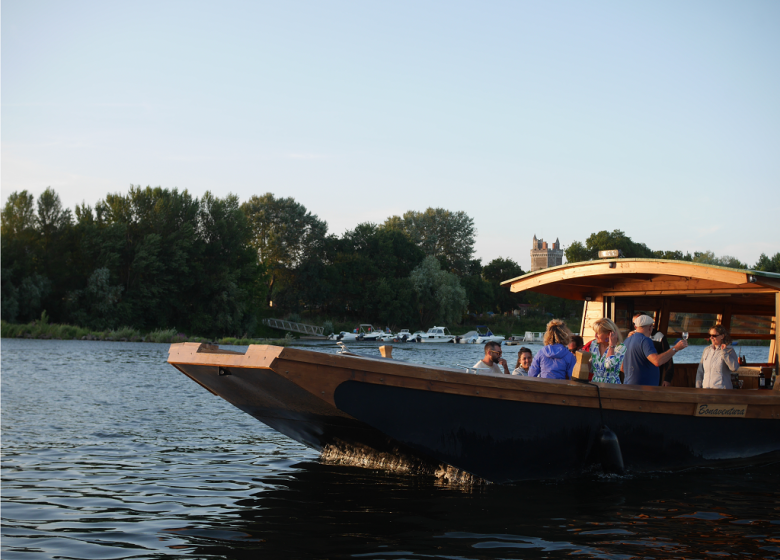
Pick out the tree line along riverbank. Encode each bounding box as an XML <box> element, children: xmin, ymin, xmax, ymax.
<box><xmin>3</xmin><ymin>186</ymin><xmax>777</xmax><ymax>339</ymax></box>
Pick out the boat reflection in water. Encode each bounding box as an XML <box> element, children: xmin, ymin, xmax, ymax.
<box><xmin>168</xmin><ymin>460</ymin><xmax>780</xmax><ymax>559</ymax></box>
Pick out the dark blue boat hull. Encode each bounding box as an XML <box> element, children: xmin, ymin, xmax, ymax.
<box><xmin>176</xmin><ymin>362</ymin><xmax>780</xmax><ymax>482</ymax></box>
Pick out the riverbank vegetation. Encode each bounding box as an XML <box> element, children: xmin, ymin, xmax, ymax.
<box><xmin>3</xmin><ymin>187</ymin><xmax>778</xmax><ymax>339</ymax></box>
<box><xmin>0</xmin><ymin>316</ymin><xmax>294</xmax><ymax>346</ymax></box>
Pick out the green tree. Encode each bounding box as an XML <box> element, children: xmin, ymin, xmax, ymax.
<box><xmin>370</xmin><ymin>277</ymin><xmax>417</xmax><ymax>328</ymax></box>
<box><xmin>410</xmin><ymin>255</ymin><xmax>468</xmax><ymax>327</ymax></box>
<box><xmin>692</xmin><ymin>251</ymin><xmax>747</xmax><ymax>269</ymax></box>
<box><xmin>276</xmin><ymin>222</ymin><xmax>425</xmax><ymax>323</ymax></box>
<box><xmin>482</xmin><ymin>257</ymin><xmax>523</xmax><ymax>284</ymax></box>
<box><xmin>2</xmin><ymin>191</ymin><xmax>38</xmax><ymax>322</ymax></box>
<box><xmin>274</xmin><ymin>233</ymin><xmax>341</xmax><ymax>313</ymax></box>
<box><xmin>193</xmin><ymin>192</ymin><xmax>266</xmax><ymax>335</ymax></box>
<box><xmin>653</xmin><ymin>250</ymin><xmax>693</xmax><ymax>261</ymax></box>
<box><xmin>67</xmin><ymin>267</ymin><xmax>124</xmax><ymax>330</ymax></box>
<box><xmin>241</xmin><ymin>193</ymin><xmax>327</xmax><ymax>306</ymax></box>
<box><xmin>1</xmin><ymin>190</ymin><xmax>36</xmax><ymax>236</ymax></box>
<box><xmin>88</xmin><ymin>185</ymin><xmax>206</xmax><ymax>330</ymax></box>
<box><xmin>482</xmin><ymin>257</ymin><xmax>526</xmax><ymax>314</ymax></box>
<box><xmin>344</xmin><ymin>224</ymin><xmax>424</xmax><ymax>322</ymax></box>
<box><xmin>754</xmin><ymin>252</ymin><xmax>780</xmax><ymax>273</ymax></box>
<box><xmin>564</xmin><ymin>241</ymin><xmax>591</xmax><ymax>264</ymax></box>
<box><xmin>36</xmin><ymin>187</ymin><xmax>72</xmax><ymax>235</ymax></box>
<box><xmin>566</xmin><ymin>230</ymin><xmax>753</xmax><ymax>272</ymax></box>
<box><xmin>385</xmin><ymin>208</ymin><xmax>476</xmax><ymax>275</ymax></box>
<box><xmin>564</xmin><ymin>230</ymin><xmax>654</xmax><ymax>263</ymax></box>
<box><xmin>1</xmin><ymin>189</ymin><xmax>70</xmax><ymax>322</ymax></box>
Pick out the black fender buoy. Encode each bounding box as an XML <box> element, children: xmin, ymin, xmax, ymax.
<box><xmin>598</xmin><ymin>425</ymin><xmax>625</xmax><ymax>474</ymax></box>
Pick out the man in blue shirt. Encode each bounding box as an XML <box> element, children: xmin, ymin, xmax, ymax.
<box><xmin>622</xmin><ymin>314</ymin><xmax>687</xmax><ymax>385</ymax></box>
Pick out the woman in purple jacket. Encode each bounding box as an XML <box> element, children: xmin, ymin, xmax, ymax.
<box><xmin>528</xmin><ymin>319</ymin><xmax>577</xmax><ymax>379</ymax></box>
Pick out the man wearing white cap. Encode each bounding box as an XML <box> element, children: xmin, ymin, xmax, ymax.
<box><xmin>622</xmin><ymin>314</ymin><xmax>688</xmax><ymax>385</ymax></box>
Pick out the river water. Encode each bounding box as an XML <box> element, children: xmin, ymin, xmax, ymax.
<box><xmin>2</xmin><ymin>338</ymin><xmax>778</xmax><ymax>559</ymax></box>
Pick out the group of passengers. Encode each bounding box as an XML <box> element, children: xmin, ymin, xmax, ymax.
<box><xmin>474</xmin><ymin>315</ymin><xmax>740</xmax><ymax>389</ymax></box>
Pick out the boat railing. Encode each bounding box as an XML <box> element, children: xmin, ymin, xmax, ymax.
<box><xmin>262</xmin><ymin>318</ymin><xmax>325</xmax><ymax>336</ymax></box>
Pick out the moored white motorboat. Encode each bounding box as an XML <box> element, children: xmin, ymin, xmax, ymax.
<box><xmin>388</xmin><ymin>329</ymin><xmax>412</xmax><ymax>342</ymax></box>
<box><xmin>455</xmin><ymin>326</ymin><xmax>504</xmax><ymax>344</ymax></box>
<box><xmin>328</xmin><ymin>331</ymin><xmax>360</xmax><ymax>341</ymax></box>
<box><xmin>357</xmin><ymin>324</ymin><xmax>382</xmax><ymax>341</ymax></box>
<box><xmin>474</xmin><ymin>325</ymin><xmax>505</xmax><ymax>344</ymax></box>
<box><xmin>454</xmin><ymin>330</ymin><xmax>479</xmax><ymax>343</ymax></box>
<box><xmin>409</xmin><ymin>331</ymin><xmax>426</xmax><ymax>342</ymax></box>
<box><xmin>376</xmin><ymin>331</ymin><xmax>396</xmax><ymax>342</ymax></box>
<box><xmin>419</xmin><ymin>326</ymin><xmax>455</xmax><ymax>343</ymax></box>
<box><xmin>477</xmin><ymin>334</ymin><xmax>505</xmax><ymax>344</ymax></box>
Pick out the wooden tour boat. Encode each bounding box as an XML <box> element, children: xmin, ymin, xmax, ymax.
<box><xmin>168</xmin><ymin>258</ymin><xmax>780</xmax><ymax>482</ymax></box>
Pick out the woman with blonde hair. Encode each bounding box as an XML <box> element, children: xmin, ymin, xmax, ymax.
<box><xmin>528</xmin><ymin>319</ymin><xmax>577</xmax><ymax>379</ymax></box>
<box><xmin>696</xmin><ymin>325</ymin><xmax>739</xmax><ymax>389</ymax></box>
<box><xmin>585</xmin><ymin>317</ymin><xmax>626</xmax><ymax>384</ymax></box>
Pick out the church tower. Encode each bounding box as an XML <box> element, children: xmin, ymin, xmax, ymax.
<box><xmin>530</xmin><ymin>235</ymin><xmax>564</xmax><ymax>271</ymax></box>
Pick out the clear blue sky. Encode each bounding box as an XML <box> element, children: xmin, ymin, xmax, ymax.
<box><xmin>3</xmin><ymin>0</ymin><xmax>779</xmax><ymax>271</ymax></box>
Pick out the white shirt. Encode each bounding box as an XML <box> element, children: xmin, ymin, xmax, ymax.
<box><xmin>473</xmin><ymin>360</ymin><xmax>503</xmax><ymax>375</ymax></box>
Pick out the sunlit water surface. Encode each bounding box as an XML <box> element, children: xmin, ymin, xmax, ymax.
<box><xmin>2</xmin><ymin>338</ymin><xmax>778</xmax><ymax>559</ymax></box>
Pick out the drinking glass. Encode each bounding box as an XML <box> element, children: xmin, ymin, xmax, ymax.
<box><xmin>682</xmin><ymin>332</ymin><xmax>689</xmax><ymax>340</ymax></box>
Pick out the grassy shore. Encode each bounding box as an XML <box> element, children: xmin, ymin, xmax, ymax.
<box><xmin>1</xmin><ymin>319</ymin><xmax>295</xmax><ymax>347</ymax></box>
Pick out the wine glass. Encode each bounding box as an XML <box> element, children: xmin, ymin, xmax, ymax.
<box><xmin>682</xmin><ymin>332</ymin><xmax>688</xmax><ymax>341</ymax></box>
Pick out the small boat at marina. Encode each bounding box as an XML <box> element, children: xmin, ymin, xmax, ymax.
<box><xmin>168</xmin><ymin>259</ymin><xmax>780</xmax><ymax>482</ymax></box>
<box><xmin>418</xmin><ymin>326</ymin><xmax>455</xmax><ymax>343</ymax></box>
<box><xmin>475</xmin><ymin>326</ymin><xmax>504</xmax><ymax>345</ymax></box>
<box><xmin>328</xmin><ymin>331</ymin><xmax>359</xmax><ymax>341</ymax></box>
<box><xmin>454</xmin><ymin>326</ymin><xmax>504</xmax><ymax>344</ymax></box>
<box><xmin>327</xmin><ymin>325</ymin><xmax>382</xmax><ymax>342</ymax></box>
<box><xmin>454</xmin><ymin>330</ymin><xmax>478</xmax><ymax>343</ymax></box>
<box><xmin>389</xmin><ymin>329</ymin><xmax>418</xmax><ymax>342</ymax></box>
<box><xmin>357</xmin><ymin>324</ymin><xmax>382</xmax><ymax>342</ymax></box>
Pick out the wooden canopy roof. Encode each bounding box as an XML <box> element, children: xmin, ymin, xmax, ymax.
<box><xmin>501</xmin><ymin>259</ymin><xmax>780</xmax><ymax>311</ymax></box>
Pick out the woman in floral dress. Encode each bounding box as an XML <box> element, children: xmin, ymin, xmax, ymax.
<box><xmin>586</xmin><ymin>318</ymin><xmax>626</xmax><ymax>383</ymax></box>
